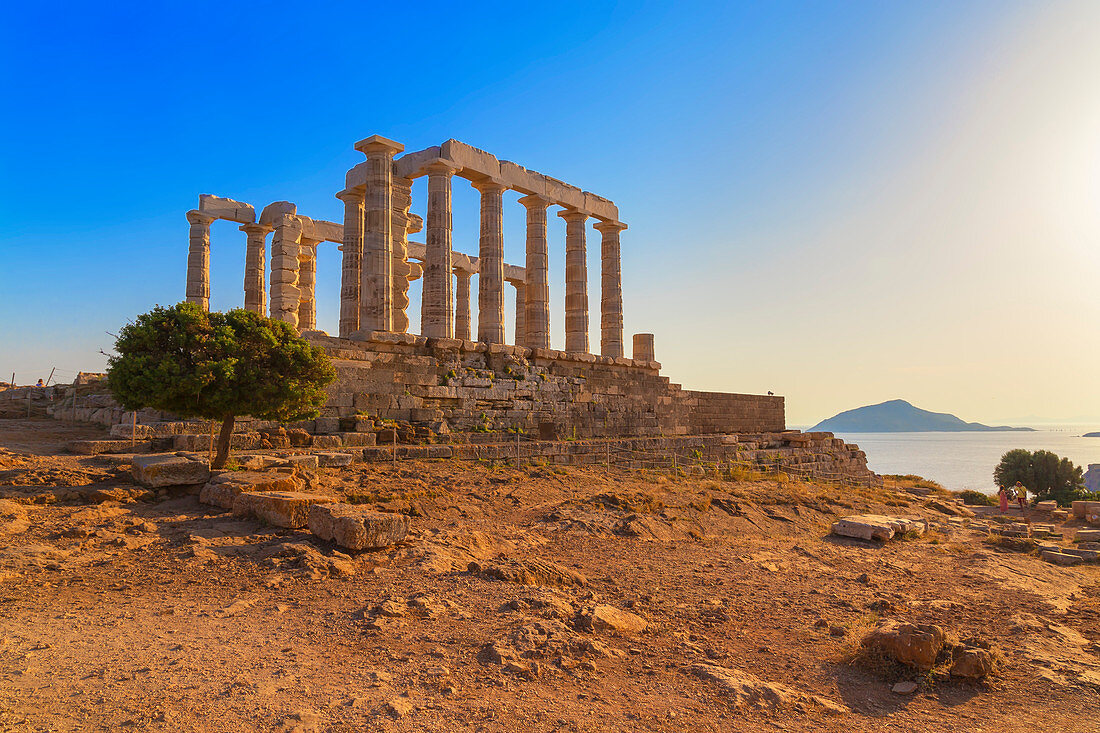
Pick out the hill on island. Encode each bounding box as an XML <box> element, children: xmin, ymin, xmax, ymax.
<box><xmin>809</xmin><ymin>399</ymin><xmax>1034</xmax><ymax>433</ymax></box>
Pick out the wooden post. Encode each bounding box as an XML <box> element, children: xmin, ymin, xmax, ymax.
<box><xmin>392</xmin><ymin>428</ymin><xmax>397</xmax><ymax>470</ymax></box>
<box><xmin>131</xmin><ymin>411</ymin><xmax>137</xmax><ymax>447</ymax></box>
<box><xmin>208</xmin><ymin>422</ymin><xmax>215</xmax><ymax>462</ymax></box>
<box><xmin>44</xmin><ymin>367</ymin><xmax>55</xmax><ymax>387</ymax></box>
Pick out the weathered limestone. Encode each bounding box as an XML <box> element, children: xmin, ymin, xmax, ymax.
<box><xmin>232</xmin><ymin>491</ymin><xmax>336</xmax><ymax>529</ymax></box>
<box><xmin>861</xmin><ymin>621</ymin><xmax>945</xmax><ymax>671</ymax></box>
<box><xmin>337</xmin><ymin>189</ymin><xmax>364</xmax><ymax>338</ymax></box>
<box><xmin>307</xmin><ymin>503</ymin><xmax>409</xmax><ymax>550</ymax></box>
<box><xmin>132</xmin><ymin>454</ymin><xmax>211</xmax><ymax>488</ymax></box>
<box><xmin>454</xmin><ymin>268</ymin><xmax>472</xmax><ymax>341</ymax></box>
<box><xmin>474</xmin><ymin>178</ymin><xmax>507</xmax><ymax>344</ymax></box>
<box><xmin>356</xmin><ymin>135</ymin><xmax>404</xmax><ymax>336</ymax></box>
<box><xmin>559</xmin><ymin>209</ymin><xmax>590</xmax><ymax>353</ymax></box>
<box><xmin>240</xmin><ymin>223</ymin><xmax>271</xmax><ymax>315</ymax></box>
<box><xmin>270</xmin><ymin>214</ymin><xmax>304</xmax><ymax>327</ymax></box>
<box><xmin>199</xmin><ymin>471</ymin><xmax>303</xmax><ymax>509</ymax></box>
<box><xmin>422</xmin><ymin>160</ymin><xmax>458</xmax><ymax>338</ymax></box>
<box><xmin>832</xmin><ymin>515</ymin><xmax>925</xmax><ymax>542</ymax></box>
<box><xmin>633</xmin><ymin>333</ymin><xmax>655</xmax><ymax>362</ymax></box>
<box><xmin>298</xmin><ymin>238</ymin><xmax>319</xmax><ymax>331</ymax></box>
<box><xmin>595</xmin><ymin>220</ymin><xmax>626</xmax><ymax>358</ymax></box>
<box><xmin>391</xmin><ymin>176</ymin><xmax>415</xmax><ymax>334</ymax></box>
<box><xmin>198</xmin><ymin>194</ymin><xmax>255</xmax><ymax>224</ymax></box>
<box><xmin>508</xmin><ymin>278</ymin><xmax>526</xmax><ymax>347</ymax></box>
<box><xmin>185</xmin><ymin>210</ymin><xmax>216</xmax><ymax>310</ymax></box>
<box><xmin>519</xmin><ymin>195</ymin><xmax>551</xmax><ymax>350</ymax></box>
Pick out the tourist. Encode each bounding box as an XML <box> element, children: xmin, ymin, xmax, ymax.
<box><xmin>35</xmin><ymin>379</ymin><xmax>44</xmax><ymax>387</ymax></box>
<box><xmin>1015</xmin><ymin>482</ymin><xmax>1028</xmax><ymax>513</ymax></box>
<box><xmin>998</xmin><ymin>485</ymin><xmax>1009</xmax><ymax>513</ymax></box>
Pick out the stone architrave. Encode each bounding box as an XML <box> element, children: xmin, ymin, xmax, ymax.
<box><xmin>594</xmin><ymin>220</ymin><xmax>626</xmax><ymax>358</ymax></box>
<box><xmin>355</xmin><ymin>135</ymin><xmax>404</xmax><ymax>336</ymax></box>
<box><xmin>422</xmin><ymin>160</ymin><xmax>458</xmax><ymax>338</ymax></box>
<box><xmin>297</xmin><ymin>238</ymin><xmax>319</xmax><ymax>331</ymax></box>
<box><xmin>240</xmin><ymin>223</ymin><xmax>271</xmax><ymax>315</ymax></box>
<box><xmin>185</xmin><ymin>210</ymin><xmax>216</xmax><ymax>310</ymax></box>
<box><xmin>559</xmin><ymin>208</ymin><xmax>590</xmax><ymax>353</ymax></box>
<box><xmin>518</xmin><ymin>195</ymin><xmax>551</xmax><ymax>350</ymax></box>
<box><xmin>391</xmin><ymin>176</ymin><xmax>415</xmax><ymax>334</ymax></box>
<box><xmin>336</xmin><ymin>189</ymin><xmax>364</xmax><ymax>338</ymax></box>
<box><xmin>473</xmin><ymin>178</ymin><xmax>507</xmax><ymax>343</ymax></box>
<box><xmin>508</xmin><ymin>278</ymin><xmax>526</xmax><ymax>347</ymax></box>
<box><xmin>454</xmin><ymin>268</ymin><xmax>472</xmax><ymax>341</ymax></box>
<box><xmin>633</xmin><ymin>333</ymin><xmax>655</xmax><ymax>362</ymax></box>
<box><xmin>270</xmin><ymin>214</ymin><xmax>303</xmax><ymax>327</ymax></box>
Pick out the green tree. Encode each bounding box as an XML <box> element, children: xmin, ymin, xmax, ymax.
<box><xmin>107</xmin><ymin>303</ymin><xmax>335</xmax><ymax>469</ymax></box>
<box><xmin>993</xmin><ymin>448</ymin><xmax>1085</xmax><ymax>506</ymax></box>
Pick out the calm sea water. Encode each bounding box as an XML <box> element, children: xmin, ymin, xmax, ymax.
<box><xmin>792</xmin><ymin>425</ymin><xmax>1100</xmax><ymax>493</ymax></box>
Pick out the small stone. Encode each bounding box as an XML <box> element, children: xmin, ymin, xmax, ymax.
<box><xmin>892</xmin><ymin>681</ymin><xmax>919</xmax><ymax>695</ymax></box>
<box><xmin>950</xmin><ymin>647</ymin><xmax>995</xmax><ymax>679</ymax></box>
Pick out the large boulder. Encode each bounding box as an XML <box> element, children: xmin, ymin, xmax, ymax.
<box><xmin>832</xmin><ymin>515</ymin><xmax>925</xmax><ymax>542</ymax></box>
<box><xmin>861</xmin><ymin>621</ymin><xmax>945</xmax><ymax>671</ymax></box>
<box><xmin>232</xmin><ymin>491</ymin><xmax>335</xmax><ymax>529</ymax></box>
<box><xmin>199</xmin><ymin>471</ymin><xmax>304</xmax><ymax>510</ymax></box>
<box><xmin>308</xmin><ymin>503</ymin><xmax>408</xmax><ymax>550</ymax></box>
<box><xmin>131</xmin><ymin>453</ymin><xmax>210</xmax><ymax>488</ymax></box>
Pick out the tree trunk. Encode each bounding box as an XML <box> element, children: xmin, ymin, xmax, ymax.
<box><xmin>212</xmin><ymin>414</ymin><xmax>235</xmax><ymax>469</ymax></box>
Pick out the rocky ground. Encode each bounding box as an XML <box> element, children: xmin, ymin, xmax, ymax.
<box><xmin>1</xmin><ymin>417</ymin><xmax>1099</xmax><ymax>732</ymax></box>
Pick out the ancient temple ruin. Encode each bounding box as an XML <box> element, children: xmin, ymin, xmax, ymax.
<box><xmin>181</xmin><ymin>135</ymin><xmax>787</xmax><ymax>440</ymax></box>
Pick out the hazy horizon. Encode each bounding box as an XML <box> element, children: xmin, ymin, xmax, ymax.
<box><xmin>3</xmin><ymin>1</ymin><xmax>1098</xmax><ymax>427</ymax></box>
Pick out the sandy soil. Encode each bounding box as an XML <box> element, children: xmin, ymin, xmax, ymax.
<box><xmin>1</xmin><ymin>418</ymin><xmax>1098</xmax><ymax>732</ymax></box>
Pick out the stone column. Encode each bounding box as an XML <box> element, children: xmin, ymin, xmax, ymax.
<box><xmin>454</xmin><ymin>268</ymin><xmax>472</xmax><ymax>341</ymax></box>
<box><xmin>337</xmin><ymin>188</ymin><xmax>364</xmax><ymax>338</ymax></box>
<box><xmin>391</xmin><ymin>176</ymin><xmax>414</xmax><ymax>334</ymax></box>
<box><xmin>594</xmin><ymin>220</ymin><xmax>626</xmax><ymax>358</ymax></box>
<box><xmin>518</xmin><ymin>195</ymin><xmax>551</xmax><ymax>350</ymax></box>
<box><xmin>240</xmin><ymin>223</ymin><xmax>271</xmax><ymax>316</ymax></box>
<box><xmin>297</xmin><ymin>238</ymin><xmax>319</xmax><ymax>331</ymax></box>
<box><xmin>355</xmin><ymin>135</ymin><xmax>404</xmax><ymax>336</ymax></box>
<box><xmin>185</xmin><ymin>210</ymin><xmax>216</xmax><ymax>310</ymax></box>
<box><xmin>633</xmin><ymin>333</ymin><xmax>655</xmax><ymax>362</ymax></box>
<box><xmin>559</xmin><ymin>209</ymin><xmax>590</xmax><ymax>353</ymax></box>
<box><xmin>269</xmin><ymin>215</ymin><xmax>303</xmax><ymax>328</ymax></box>
<box><xmin>422</xmin><ymin>161</ymin><xmax>459</xmax><ymax>339</ymax></box>
<box><xmin>473</xmin><ymin>179</ymin><xmax>507</xmax><ymax>343</ymax></box>
<box><xmin>508</xmin><ymin>279</ymin><xmax>527</xmax><ymax>347</ymax></box>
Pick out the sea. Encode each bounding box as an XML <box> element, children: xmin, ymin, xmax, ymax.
<box><xmin>791</xmin><ymin>424</ymin><xmax>1100</xmax><ymax>494</ymax></box>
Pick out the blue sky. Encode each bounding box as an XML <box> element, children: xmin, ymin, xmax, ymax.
<box><xmin>3</xmin><ymin>1</ymin><xmax>1098</xmax><ymax>425</ymax></box>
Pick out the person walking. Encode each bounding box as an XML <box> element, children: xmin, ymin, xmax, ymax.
<box><xmin>1015</xmin><ymin>481</ymin><xmax>1028</xmax><ymax>514</ymax></box>
<box><xmin>998</xmin><ymin>485</ymin><xmax>1009</xmax><ymax>513</ymax></box>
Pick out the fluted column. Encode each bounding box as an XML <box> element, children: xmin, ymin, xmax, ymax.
<box><xmin>185</xmin><ymin>210</ymin><xmax>216</xmax><ymax>310</ymax></box>
<box><xmin>473</xmin><ymin>179</ymin><xmax>507</xmax><ymax>343</ymax></box>
<box><xmin>518</xmin><ymin>195</ymin><xmax>551</xmax><ymax>350</ymax></box>
<box><xmin>594</xmin><ymin>220</ymin><xmax>626</xmax><ymax>358</ymax></box>
<box><xmin>391</xmin><ymin>176</ymin><xmax>414</xmax><ymax>334</ymax></box>
<box><xmin>355</xmin><ymin>135</ymin><xmax>404</xmax><ymax>336</ymax></box>
<box><xmin>559</xmin><ymin>209</ymin><xmax>590</xmax><ymax>353</ymax></box>
<box><xmin>422</xmin><ymin>161</ymin><xmax>458</xmax><ymax>338</ymax></box>
<box><xmin>297</xmin><ymin>238</ymin><xmax>319</xmax><ymax>331</ymax></box>
<box><xmin>454</xmin><ymin>269</ymin><xmax>472</xmax><ymax>341</ymax></box>
<box><xmin>337</xmin><ymin>188</ymin><xmax>364</xmax><ymax>338</ymax></box>
<box><xmin>269</xmin><ymin>214</ymin><xmax>303</xmax><ymax>327</ymax></box>
<box><xmin>508</xmin><ymin>279</ymin><xmax>526</xmax><ymax>347</ymax></box>
<box><xmin>633</xmin><ymin>333</ymin><xmax>655</xmax><ymax>362</ymax></box>
<box><xmin>240</xmin><ymin>223</ymin><xmax>271</xmax><ymax>315</ymax></box>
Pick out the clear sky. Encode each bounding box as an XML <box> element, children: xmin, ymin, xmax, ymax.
<box><xmin>2</xmin><ymin>1</ymin><xmax>1098</xmax><ymax>426</ymax></box>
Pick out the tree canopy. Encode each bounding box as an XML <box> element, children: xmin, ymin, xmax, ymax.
<box><xmin>107</xmin><ymin>302</ymin><xmax>335</xmax><ymax>468</ymax></box>
<box><xmin>993</xmin><ymin>448</ymin><xmax>1085</xmax><ymax>506</ymax></box>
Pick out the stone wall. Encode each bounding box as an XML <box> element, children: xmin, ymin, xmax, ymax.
<box><xmin>310</xmin><ymin>332</ymin><xmax>784</xmax><ymax>439</ymax></box>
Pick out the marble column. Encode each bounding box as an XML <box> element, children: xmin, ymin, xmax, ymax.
<box><xmin>633</xmin><ymin>333</ymin><xmax>655</xmax><ymax>362</ymax></box>
<box><xmin>355</xmin><ymin>135</ymin><xmax>404</xmax><ymax>336</ymax></box>
<box><xmin>336</xmin><ymin>188</ymin><xmax>364</xmax><ymax>338</ymax></box>
<box><xmin>518</xmin><ymin>195</ymin><xmax>551</xmax><ymax>350</ymax></box>
<box><xmin>558</xmin><ymin>209</ymin><xmax>590</xmax><ymax>353</ymax></box>
<box><xmin>473</xmin><ymin>179</ymin><xmax>506</xmax><ymax>343</ymax></box>
<box><xmin>422</xmin><ymin>161</ymin><xmax>458</xmax><ymax>338</ymax></box>
<box><xmin>594</xmin><ymin>220</ymin><xmax>626</xmax><ymax>358</ymax></box>
<box><xmin>185</xmin><ymin>210</ymin><xmax>216</xmax><ymax>310</ymax></box>
<box><xmin>454</xmin><ymin>268</ymin><xmax>472</xmax><ymax>341</ymax></box>
<box><xmin>297</xmin><ymin>238</ymin><xmax>319</xmax><ymax>331</ymax></box>
<box><xmin>509</xmin><ymin>279</ymin><xmax>527</xmax><ymax>347</ymax></box>
<box><xmin>240</xmin><ymin>223</ymin><xmax>271</xmax><ymax>316</ymax></box>
<box><xmin>391</xmin><ymin>176</ymin><xmax>414</xmax><ymax>334</ymax></box>
<box><xmin>269</xmin><ymin>214</ymin><xmax>303</xmax><ymax>328</ymax></box>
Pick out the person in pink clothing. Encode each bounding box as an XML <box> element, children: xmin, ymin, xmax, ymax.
<box><xmin>998</xmin><ymin>485</ymin><xmax>1009</xmax><ymax>513</ymax></box>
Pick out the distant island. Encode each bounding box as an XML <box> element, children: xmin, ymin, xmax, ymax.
<box><xmin>1085</xmin><ymin>432</ymin><xmax>1100</xmax><ymax>438</ymax></box>
<box><xmin>809</xmin><ymin>399</ymin><xmax>1035</xmax><ymax>433</ymax></box>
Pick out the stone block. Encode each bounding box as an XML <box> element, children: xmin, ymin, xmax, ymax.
<box><xmin>68</xmin><ymin>439</ymin><xmax>149</xmax><ymax>455</ymax></box>
<box><xmin>287</xmin><ymin>455</ymin><xmax>320</xmax><ymax>470</ymax></box>
<box><xmin>199</xmin><ymin>471</ymin><xmax>303</xmax><ymax>509</ymax></box>
<box><xmin>832</xmin><ymin>515</ymin><xmax>924</xmax><ymax>542</ymax></box>
<box><xmin>340</xmin><ymin>432</ymin><xmax>377</xmax><ymax>446</ymax></box>
<box><xmin>132</xmin><ymin>453</ymin><xmax>211</xmax><ymax>488</ymax></box>
<box><xmin>1075</xmin><ymin>529</ymin><xmax>1100</xmax><ymax>542</ymax></box>
<box><xmin>198</xmin><ymin>194</ymin><xmax>256</xmax><ymax>224</ymax></box>
<box><xmin>232</xmin><ymin>491</ymin><xmax>336</xmax><ymax>529</ymax></box>
<box><xmin>315</xmin><ymin>417</ymin><xmax>341</xmax><ymax>434</ymax></box>
<box><xmin>315</xmin><ymin>451</ymin><xmax>354</xmax><ymax>468</ymax></box>
<box><xmin>313</xmin><ymin>435</ymin><xmax>343</xmax><ymax>449</ymax></box>
<box><xmin>307</xmin><ymin>503</ymin><xmax>408</xmax><ymax>550</ymax></box>
<box><xmin>1041</xmin><ymin>550</ymin><xmax>1082</xmax><ymax>566</ymax></box>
